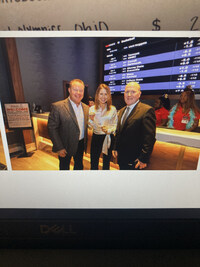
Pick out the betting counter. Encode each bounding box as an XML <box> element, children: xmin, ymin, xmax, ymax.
<box><xmin>32</xmin><ymin>113</ymin><xmax>200</xmax><ymax>170</ymax></box>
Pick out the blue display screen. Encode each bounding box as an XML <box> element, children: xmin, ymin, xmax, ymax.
<box><xmin>103</xmin><ymin>37</ymin><xmax>200</xmax><ymax>94</ymax></box>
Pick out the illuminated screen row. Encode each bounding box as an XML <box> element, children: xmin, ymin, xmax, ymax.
<box><xmin>103</xmin><ymin>37</ymin><xmax>200</xmax><ymax>94</ymax></box>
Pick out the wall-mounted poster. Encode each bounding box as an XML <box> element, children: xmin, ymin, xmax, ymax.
<box><xmin>4</xmin><ymin>103</ymin><xmax>32</xmax><ymax>129</ymax></box>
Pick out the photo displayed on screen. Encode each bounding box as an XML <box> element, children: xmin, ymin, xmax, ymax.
<box><xmin>0</xmin><ymin>36</ymin><xmax>199</xmax><ymax>171</ymax></box>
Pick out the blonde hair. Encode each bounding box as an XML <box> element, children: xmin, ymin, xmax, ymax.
<box><xmin>69</xmin><ymin>79</ymin><xmax>85</xmax><ymax>89</ymax></box>
<box><xmin>125</xmin><ymin>82</ymin><xmax>141</xmax><ymax>91</ymax></box>
<box><xmin>94</xmin><ymin>84</ymin><xmax>112</xmax><ymax>111</ymax></box>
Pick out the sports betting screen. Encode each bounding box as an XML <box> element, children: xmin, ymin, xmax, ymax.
<box><xmin>103</xmin><ymin>37</ymin><xmax>200</xmax><ymax>94</ymax></box>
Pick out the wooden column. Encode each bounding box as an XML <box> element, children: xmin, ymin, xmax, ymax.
<box><xmin>4</xmin><ymin>38</ymin><xmax>25</xmax><ymax>102</ymax></box>
<box><xmin>4</xmin><ymin>38</ymin><xmax>33</xmax><ymax>146</ymax></box>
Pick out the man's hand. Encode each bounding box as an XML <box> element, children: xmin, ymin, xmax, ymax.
<box><xmin>58</xmin><ymin>149</ymin><xmax>67</xmax><ymax>157</ymax></box>
<box><xmin>135</xmin><ymin>159</ymin><xmax>147</xmax><ymax>169</ymax></box>
<box><xmin>112</xmin><ymin>150</ymin><xmax>118</xmax><ymax>158</ymax></box>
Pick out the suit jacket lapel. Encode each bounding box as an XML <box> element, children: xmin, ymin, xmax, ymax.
<box><xmin>127</xmin><ymin>101</ymin><xmax>140</xmax><ymax>120</ymax></box>
<box><xmin>119</xmin><ymin>106</ymin><xmax>126</xmax><ymax>132</ymax></box>
<box><xmin>81</xmin><ymin>102</ymin><xmax>88</xmax><ymax>132</ymax></box>
<box><xmin>64</xmin><ymin>98</ymin><xmax>79</xmax><ymax>129</ymax></box>
<box><xmin>120</xmin><ymin>102</ymin><xmax>140</xmax><ymax>131</ymax></box>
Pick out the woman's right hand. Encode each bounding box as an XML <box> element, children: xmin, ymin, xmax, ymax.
<box><xmin>101</xmin><ymin>125</ymin><xmax>108</xmax><ymax>134</ymax></box>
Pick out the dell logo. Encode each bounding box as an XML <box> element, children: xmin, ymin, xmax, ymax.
<box><xmin>40</xmin><ymin>224</ymin><xmax>77</xmax><ymax>236</ymax></box>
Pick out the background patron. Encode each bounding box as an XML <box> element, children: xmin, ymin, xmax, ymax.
<box><xmin>154</xmin><ymin>94</ymin><xmax>170</xmax><ymax>127</ymax></box>
<box><xmin>167</xmin><ymin>87</ymin><xmax>200</xmax><ymax>131</ymax></box>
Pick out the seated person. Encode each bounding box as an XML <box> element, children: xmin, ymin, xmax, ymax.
<box><xmin>154</xmin><ymin>94</ymin><xmax>170</xmax><ymax>126</ymax></box>
<box><xmin>167</xmin><ymin>87</ymin><xmax>200</xmax><ymax>131</ymax></box>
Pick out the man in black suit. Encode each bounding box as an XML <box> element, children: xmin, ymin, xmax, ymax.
<box><xmin>48</xmin><ymin>79</ymin><xmax>89</xmax><ymax>170</ymax></box>
<box><xmin>112</xmin><ymin>82</ymin><xmax>156</xmax><ymax>170</ymax></box>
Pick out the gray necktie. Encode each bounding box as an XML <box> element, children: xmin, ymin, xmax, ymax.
<box><xmin>121</xmin><ymin>106</ymin><xmax>130</xmax><ymax>126</ymax></box>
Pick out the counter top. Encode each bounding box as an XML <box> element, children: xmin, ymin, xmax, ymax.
<box><xmin>32</xmin><ymin>113</ymin><xmax>200</xmax><ymax>149</ymax></box>
<box><xmin>156</xmin><ymin>127</ymin><xmax>200</xmax><ymax>148</ymax></box>
<box><xmin>32</xmin><ymin>112</ymin><xmax>49</xmax><ymax>119</ymax></box>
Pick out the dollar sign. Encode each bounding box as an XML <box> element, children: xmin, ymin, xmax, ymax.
<box><xmin>152</xmin><ymin>18</ymin><xmax>161</xmax><ymax>30</ymax></box>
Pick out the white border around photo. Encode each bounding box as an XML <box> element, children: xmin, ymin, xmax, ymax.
<box><xmin>0</xmin><ymin>31</ymin><xmax>199</xmax><ymax>209</ymax></box>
